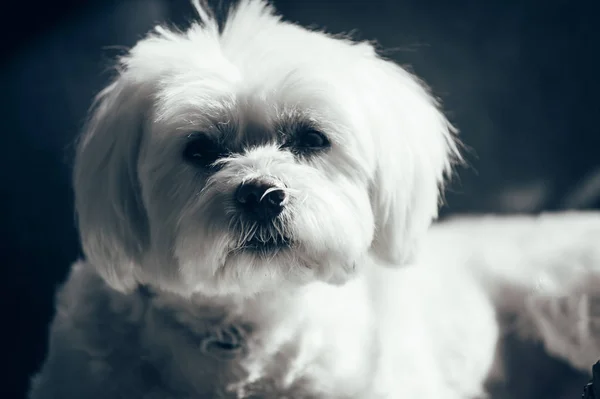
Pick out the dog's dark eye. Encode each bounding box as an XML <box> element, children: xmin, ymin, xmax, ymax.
<box><xmin>183</xmin><ymin>133</ymin><xmax>227</xmax><ymax>168</ymax></box>
<box><xmin>294</xmin><ymin>129</ymin><xmax>330</xmax><ymax>151</ymax></box>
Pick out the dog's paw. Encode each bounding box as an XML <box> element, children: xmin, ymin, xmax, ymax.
<box><xmin>523</xmin><ymin>293</ymin><xmax>600</xmax><ymax>372</ymax></box>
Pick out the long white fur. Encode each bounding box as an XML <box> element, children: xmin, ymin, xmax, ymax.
<box><xmin>30</xmin><ymin>1</ymin><xmax>600</xmax><ymax>398</ymax></box>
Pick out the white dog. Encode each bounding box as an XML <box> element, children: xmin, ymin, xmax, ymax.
<box><xmin>30</xmin><ymin>1</ymin><xmax>600</xmax><ymax>398</ymax></box>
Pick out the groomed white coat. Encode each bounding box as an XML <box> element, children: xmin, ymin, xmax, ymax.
<box><xmin>30</xmin><ymin>1</ymin><xmax>600</xmax><ymax>398</ymax></box>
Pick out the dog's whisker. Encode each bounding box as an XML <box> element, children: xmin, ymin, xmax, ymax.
<box><xmin>259</xmin><ymin>187</ymin><xmax>284</xmax><ymax>202</ymax></box>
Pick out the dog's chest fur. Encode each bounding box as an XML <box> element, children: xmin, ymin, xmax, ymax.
<box><xmin>32</xmin><ymin>262</ymin><xmax>378</xmax><ymax>398</ymax></box>
<box><xmin>32</xmin><ymin>257</ymin><xmax>500</xmax><ymax>399</ymax></box>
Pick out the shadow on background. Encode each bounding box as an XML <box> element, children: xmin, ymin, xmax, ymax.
<box><xmin>1</xmin><ymin>0</ymin><xmax>598</xmax><ymax>397</ymax></box>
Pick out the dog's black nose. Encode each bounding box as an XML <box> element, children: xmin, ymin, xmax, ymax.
<box><xmin>235</xmin><ymin>178</ymin><xmax>287</xmax><ymax>220</ymax></box>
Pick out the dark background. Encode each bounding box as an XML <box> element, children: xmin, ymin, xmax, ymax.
<box><xmin>2</xmin><ymin>0</ymin><xmax>599</xmax><ymax>397</ymax></box>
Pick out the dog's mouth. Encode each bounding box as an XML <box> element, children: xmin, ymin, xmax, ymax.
<box><xmin>241</xmin><ymin>235</ymin><xmax>291</xmax><ymax>253</ymax></box>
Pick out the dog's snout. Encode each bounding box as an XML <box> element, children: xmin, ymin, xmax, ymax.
<box><xmin>235</xmin><ymin>178</ymin><xmax>287</xmax><ymax>220</ymax></box>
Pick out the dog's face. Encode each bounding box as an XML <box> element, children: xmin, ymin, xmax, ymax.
<box><xmin>74</xmin><ymin>0</ymin><xmax>458</xmax><ymax>297</ymax></box>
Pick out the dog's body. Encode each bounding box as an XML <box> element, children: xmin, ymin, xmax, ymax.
<box><xmin>30</xmin><ymin>243</ymin><xmax>495</xmax><ymax>399</ymax></box>
<box><xmin>30</xmin><ymin>1</ymin><xmax>600</xmax><ymax>398</ymax></box>
<box><xmin>31</xmin><ymin>212</ymin><xmax>600</xmax><ymax>398</ymax></box>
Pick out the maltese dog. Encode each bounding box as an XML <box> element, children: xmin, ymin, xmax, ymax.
<box><xmin>30</xmin><ymin>1</ymin><xmax>600</xmax><ymax>398</ymax></box>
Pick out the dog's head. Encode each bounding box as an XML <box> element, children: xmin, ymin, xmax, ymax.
<box><xmin>74</xmin><ymin>0</ymin><xmax>459</xmax><ymax>297</ymax></box>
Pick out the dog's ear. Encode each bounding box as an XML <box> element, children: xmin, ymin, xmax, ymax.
<box><xmin>73</xmin><ymin>76</ymin><xmax>150</xmax><ymax>292</ymax></box>
<box><xmin>360</xmin><ymin>55</ymin><xmax>460</xmax><ymax>266</ymax></box>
